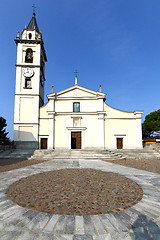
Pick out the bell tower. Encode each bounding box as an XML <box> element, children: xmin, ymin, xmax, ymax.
<box><xmin>14</xmin><ymin>12</ymin><xmax>47</xmax><ymax>149</ymax></box>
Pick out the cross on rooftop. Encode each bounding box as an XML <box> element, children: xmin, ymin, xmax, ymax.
<box><xmin>74</xmin><ymin>70</ymin><xmax>78</xmax><ymax>85</ymax></box>
<box><xmin>74</xmin><ymin>70</ymin><xmax>78</xmax><ymax>78</ymax></box>
<box><xmin>32</xmin><ymin>4</ymin><xmax>36</xmax><ymax>14</ymax></box>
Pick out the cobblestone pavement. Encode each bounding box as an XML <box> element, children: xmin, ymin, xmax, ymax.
<box><xmin>0</xmin><ymin>159</ymin><xmax>160</xmax><ymax>239</ymax></box>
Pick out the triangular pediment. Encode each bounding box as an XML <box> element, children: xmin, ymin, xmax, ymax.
<box><xmin>47</xmin><ymin>85</ymin><xmax>106</xmax><ymax>99</ymax></box>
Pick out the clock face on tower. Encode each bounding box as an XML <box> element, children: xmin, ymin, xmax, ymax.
<box><xmin>23</xmin><ymin>67</ymin><xmax>34</xmax><ymax>78</ymax></box>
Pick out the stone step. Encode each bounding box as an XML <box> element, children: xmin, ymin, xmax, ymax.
<box><xmin>112</xmin><ymin>149</ymin><xmax>160</xmax><ymax>159</ymax></box>
<box><xmin>1</xmin><ymin>148</ymin><xmax>160</xmax><ymax>160</ymax></box>
<box><xmin>28</xmin><ymin>149</ymin><xmax>124</xmax><ymax>161</ymax></box>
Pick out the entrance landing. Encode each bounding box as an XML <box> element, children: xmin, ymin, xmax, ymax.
<box><xmin>29</xmin><ymin>149</ymin><xmax>125</xmax><ymax>161</ymax></box>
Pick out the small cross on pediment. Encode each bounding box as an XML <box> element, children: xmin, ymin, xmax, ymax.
<box><xmin>73</xmin><ymin>89</ymin><xmax>80</xmax><ymax>96</ymax></box>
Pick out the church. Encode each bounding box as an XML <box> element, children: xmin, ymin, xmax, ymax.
<box><xmin>13</xmin><ymin>12</ymin><xmax>143</xmax><ymax>150</ymax></box>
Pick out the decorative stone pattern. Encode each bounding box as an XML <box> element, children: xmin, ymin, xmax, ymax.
<box><xmin>152</xmin><ymin>142</ymin><xmax>160</xmax><ymax>152</ymax></box>
<box><xmin>0</xmin><ymin>159</ymin><xmax>160</xmax><ymax>239</ymax></box>
<box><xmin>6</xmin><ymin>169</ymin><xmax>143</xmax><ymax>215</ymax></box>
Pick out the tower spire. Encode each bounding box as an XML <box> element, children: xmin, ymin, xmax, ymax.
<box><xmin>27</xmin><ymin>6</ymin><xmax>39</xmax><ymax>32</ymax></box>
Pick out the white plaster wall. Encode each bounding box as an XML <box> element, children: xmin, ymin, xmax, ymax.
<box><xmin>13</xmin><ymin>125</ymin><xmax>19</xmax><ymax>141</ymax></box>
<box><xmin>16</xmin><ymin>43</ymin><xmax>23</xmax><ymax>65</ymax></box>
<box><xmin>55</xmin><ymin>99</ymin><xmax>99</xmax><ymax>112</ymax></box>
<box><xmin>105</xmin><ymin>119</ymin><xmax>138</xmax><ymax>149</ymax></box>
<box><xmin>104</xmin><ymin>103</ymin><xmax>143</xmax><ymax>149</ymax></box>
<box><xmin>14</xmin><ymin>125</ymin><xmax>38</xmax><ymax>141</ymax></box>
<box><xmin>40</xmin><ymin>102</ymin><xmax>50</xmax><ymax>118</ymax></box>
<box><xmin>81</xmin><ymin>115</ymin><xmax>100</xmax><ymax>148</ymax></box>
<box><xmin>55</xmin><ymin>115</ymin><xmax>70</xmax><ymax>148</ymax></box>
<box><xmin>39</xmin><ymin>119</ymin><xmax>49</xmax><ymax>135</ymax></box>
<box><xmin>58</xmin><ymin>88</ymin><xmax>96</xmax><ymax>98</ymax></box>
<box><xmin>18</xmin><ymin>126</ymin><xmax>34</xmax><ymax>140</ymax></box>
<box><xmin>19</xmin><ymin>97</ymin><xmax>34</xmax><ymax>122</ymax></box>
<box><xmin>54</xmin><ymin>114</ymin><xmax>100</xmax><ymax>149</ymax></box>
<box><xmin>104</xmin><ymin>103</ymin><xmax>135</xmax><ymax>118</ymax></box>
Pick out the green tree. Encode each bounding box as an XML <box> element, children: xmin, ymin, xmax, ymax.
<box><xmin>0</xmin><ymin>117</ymin><xmax>11</xmax><ymax>145</ymax></box>
<box><xmin>142</xmin><ymin>109</ymin><xmax>160</xmax><ymax>139</ymax></box>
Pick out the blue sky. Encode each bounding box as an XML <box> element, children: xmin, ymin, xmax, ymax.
<box><xmin>0</xmin><ymin>0</ymin><xmax>160</xmax><ymax>140</ymax></box>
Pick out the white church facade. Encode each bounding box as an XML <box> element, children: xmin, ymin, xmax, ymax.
<box><xmin>14</xmin><ymin>13</ymin><xmax>143</xmax><ymax>150</ymax></box>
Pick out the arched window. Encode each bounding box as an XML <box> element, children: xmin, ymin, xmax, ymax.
<box><xmin>29</xmin><ymin>33</ymin><xmax>32</xmax><ymax>39</ymax></box>
<box><xmin>25</xmin><ymin>48</ymin><xmax>33</xmax><ymax>63</ymax></box>
<box><xmin>73</xmin><ymin>102</ymin><xmax>80</xmax><ymax>112</ymax></box>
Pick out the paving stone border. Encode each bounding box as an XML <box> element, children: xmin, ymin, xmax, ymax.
<box><xmin>6</xmin><ymin>169</ymin><xmax>143</xmax><ymax>215</ymax></box>
<box><xmin>0</xmin><ymin>159</ymin><xmax>160</xmax><ymax>239</ymax></box>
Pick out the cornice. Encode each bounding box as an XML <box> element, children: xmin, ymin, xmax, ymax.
<box><xmin>105</xmin><ymin>117</ymin><xmax>139</xmax><ymax>120</ymax></box>
<box><xmin>14</xmin><ymin>122</ymin><xmax>39</xmax><ymax>125</ymax></box>
<box><xmin>55</xmin><ymin>97</ymin><xmax>105</xmax><ymax>100</ymax></box>
<box><xmin>47</xmin><ymin>84</ymin><xmax>106</xmax><ymax>99</ymax></box>
<box><xmin>52</xmin><ymin>112</ymin><xmax>102</xmax><ymax>116</ymax></box>
<box><xmin>16</xmin><ymin>64</ymin><xmax>40</xmax><ymax>68</ymax></box>
<box><xmin>14</xmin><ymin>93</ymin><xmax>44</xmax><ymax>105</ymax></box>
<box><xmin>67</xmin><ymin>127</ymin><xmax>87</xmax><ymax>130</ymax></box>
<box><xmin>15</xmin><ymin>39</ymin><xmax>42</xmax><ymax>44</ymax></box>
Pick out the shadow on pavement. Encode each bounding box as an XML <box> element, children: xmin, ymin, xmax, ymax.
<box><xmin>132</xmin><ymin>214</ymin><xmax>160</xmax><ymax>240</ymax></box>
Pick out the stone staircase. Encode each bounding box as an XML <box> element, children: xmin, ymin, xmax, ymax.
<box><xmin>112</xmin><ymin>149</ymin><xmax>160</xmax><ymax>159</ymax></box>
<box><xmin>1</xmin><ymin>148</ymin><xmax>160</xmax><ymax>161</ymax></box>
<box><xmin>28</xmin><ymin>149</ymin><xmax>124</xmax><ymax>161</ymax></box>
<box><xmin>29</xmin><ymin>148</ymin><xmax>160</xmax><ymax>161</ymax></box>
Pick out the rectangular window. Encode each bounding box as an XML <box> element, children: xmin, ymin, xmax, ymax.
<box><xmin>73</xmin><ymin>118</ymin><xmax>80</xmax><ymax>127</ymax></box>
<box><xmin>25</xmin><ymin>78</ymin><xmax>32</xmax><ymax>88</ymax></box>
<box><xmin>73</xmin><ymin>102</ymin><xmax>80</xmax><ymax>112</ymax></box>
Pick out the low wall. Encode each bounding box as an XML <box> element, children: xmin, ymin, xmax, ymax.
<box><xmin>144</xmin><ymin>142</ymin><xmax>160</xmax><ymax>152</ymax></box>
<box><xmin>14</xmin><ymin>141</ymin><xmax>38</xmax><ymax>150</ymax></box>
<box><xmin>152</xmin><ymin>143</ymin><xmax>160</xmax><ymax>152</ymax></box>
<box><xmin>0</xmin><ymin>145</ymin><xmax>15</xmax><ymax>152</ymax></box>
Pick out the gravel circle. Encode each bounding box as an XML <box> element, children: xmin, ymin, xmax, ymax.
<box><xmin>6</xmin><ymin>169</ymin><xmax>143</xmax><ymax>215</ymax></box>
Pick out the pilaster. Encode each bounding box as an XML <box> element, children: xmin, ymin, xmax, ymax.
<box><xmin>98</xmin><ymin>112</ymin><xmax>105</xmax><ymax>149</ymax></box>
<box><xmin>134</xmin><ymin>111</ymin><xmax>143</xmax><ymax>149</ymax></box>
<box><xmin>48</xmin><ymin>98</ymin><xmax>55</xmax><ymax>149</ymax></box>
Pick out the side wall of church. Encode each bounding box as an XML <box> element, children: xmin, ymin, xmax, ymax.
<box><xmin>104</xmin><ymin>103</ymin><xmax>143</xmax><ymax>149</ymax></box>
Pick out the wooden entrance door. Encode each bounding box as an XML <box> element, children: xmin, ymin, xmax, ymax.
<box><xmin>41</xmin><ymin>138</ymin><xmax>48</xmax><ymax>149</ymax></box>
<box><xmin>71</xmin><ymin>132</ymin><xmax>81</xmax><ymax>149</ymax></box>
<box><xmin>117</xmin><ymin>138</ymin><xmax>123</xmax><ymax>149</ymax></box>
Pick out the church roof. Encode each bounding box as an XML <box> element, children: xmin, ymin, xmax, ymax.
<box><xmin>27</xmin><ymin>12</ymin><xmax>39</xmax><ymax>33</ymax></box>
